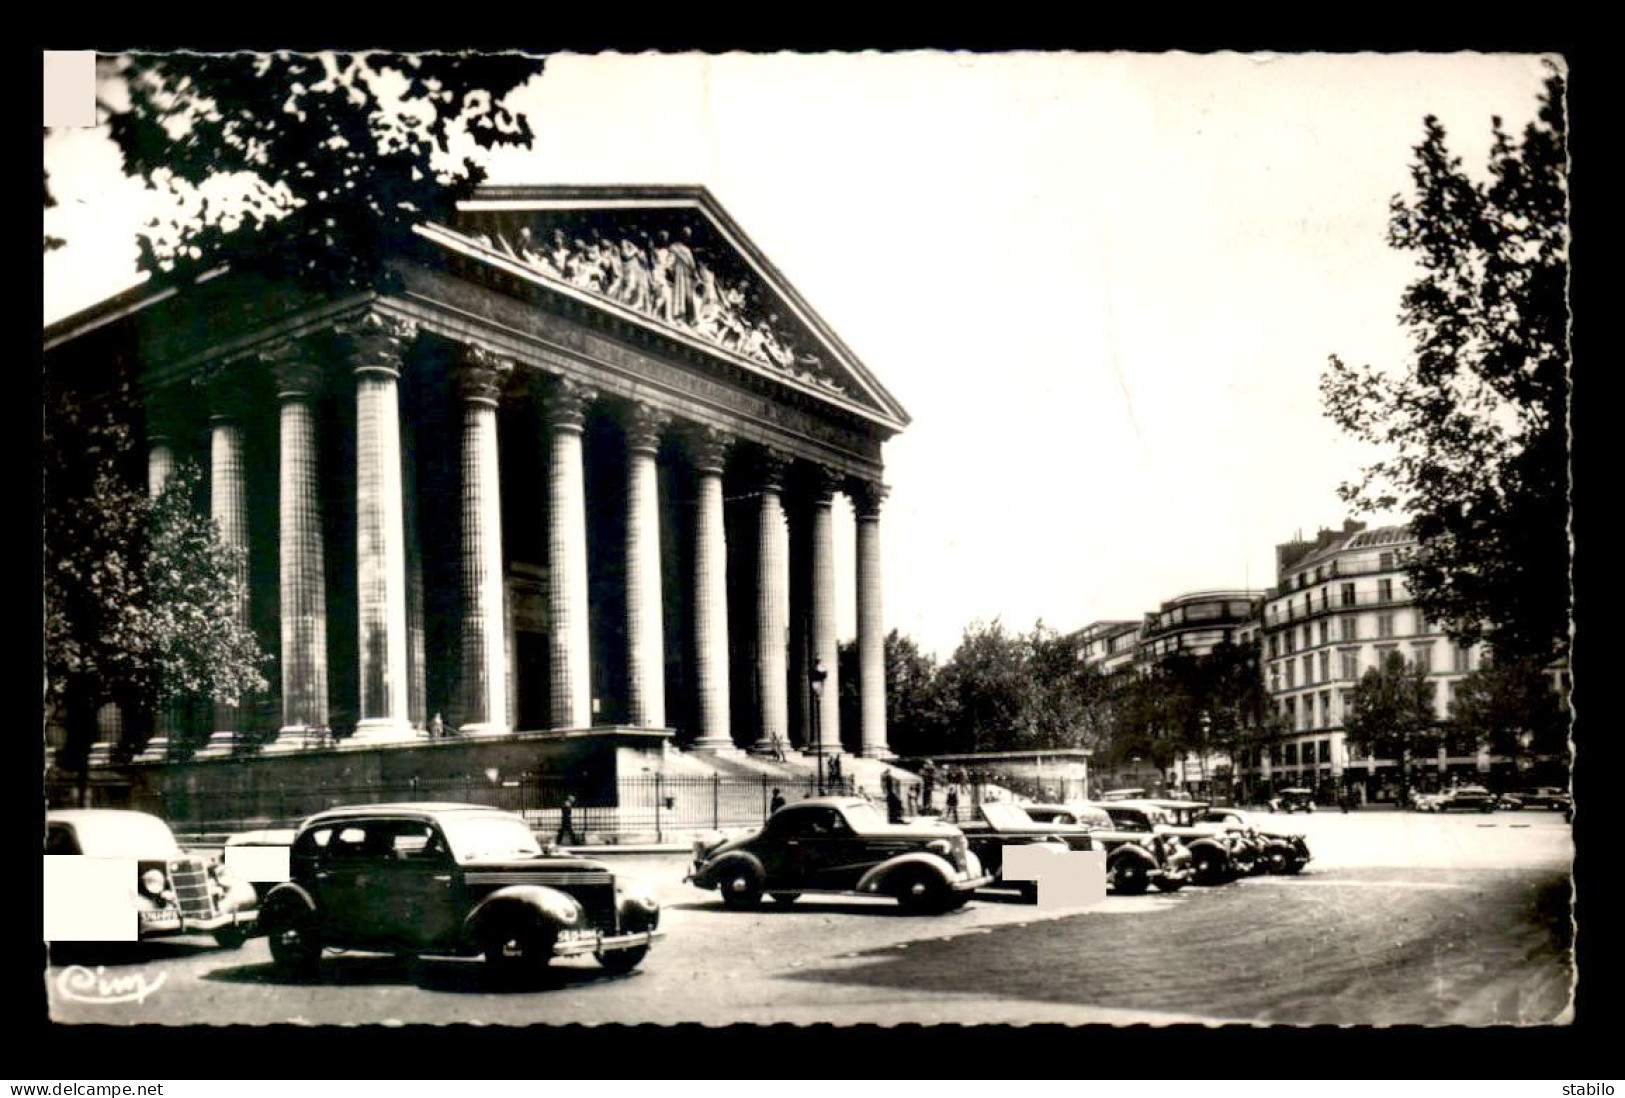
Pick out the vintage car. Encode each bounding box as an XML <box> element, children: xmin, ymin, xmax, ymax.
<box><xmin>687</xmin><ymin>796</ymin><xmax>992</xmax><ymax>914</ymax></box>
<box><xmin>950</xmin><ymin>801</ymin><xmax>1096</xmax><ymax>899</ymax></box>
<box><xmin>1274</xmin><ymin>788</ymin><xmax>1318</xmax><ymax>813</ymax></box>
<box><xmin>1428</xmin><ymin>785</ymin><xmax>1498</xmax><ymax>813</ymax></box>
<box><xmin>258</xmin><ymin>803</ymin><xmax>662</xmax><ymax>979</ymax></box>
<box><xmin>1075</xmin><ymin>802</ymin><xmax>1192</xmax><ymax>895</ymax></box>
<box><xmin>1137</xmin><ymin>798</ymin><xmax>1258</xmax><ymax>884</ymax></box>
<box><xmin>1192</xmin><ymin>806</ymin><xmax>1311</xmax><ymax>875</ymax></box>
<box><xmin>44</xmin><ymin>809</ymin><xmax>259</xmax><ymax>948</ymax></box>
<box><xmin>1517</xmin><ymin>787</ymin><xmax>1573</xmax><ymax>812</ymax></box>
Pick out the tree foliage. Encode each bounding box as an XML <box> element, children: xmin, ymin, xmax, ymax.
<box><xmin>1344</xmin><ymin>650</ymin><xmax>1439</xmax><ymax>799</ymax></box>
<box><xmin>1449</xmin><ymin>657</ymin><xmax>1568</xmax><ymax>763</ymax></box>
<box><xmin>101</xmin><ymin>51</ymin><xmax>541</xmax><ymax>288</ymax></box>
<box><xmin>1321</xmin><ymin>71</ymin><xmax>1568</xmax><ymax>664</ymax></box>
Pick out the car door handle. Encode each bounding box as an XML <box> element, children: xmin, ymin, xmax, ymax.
<box><xmin>432</xmin><ymin>875</ymin><xmax>452</xmax><ymax>883</ymax></box>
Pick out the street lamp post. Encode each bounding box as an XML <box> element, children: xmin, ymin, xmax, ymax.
<box><xmin>810</xmin><ymin>658</ymin><xmax>828</xmax><ymax>795</ymax></box>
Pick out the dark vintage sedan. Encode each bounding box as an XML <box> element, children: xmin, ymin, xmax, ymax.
<box><xmin>1191</xmin><ymin>806</ymin><xmax>1311</xmax><ymax>875</ymax></box>
<box><xmin>688</xmin><ymin>796</ymin><xmax>992</xmax><ymax>914</ymax></box>
<box><xmin>1137</xmin><ymin>799</ymin><xmax>1258</xmax><ymax>884</ymax></box>
<box><xmin>258</xmin><ymin>803</ymin><xmax>662</xmax><ymax>980</ymax></box>
<box><xmin>1040</xmin><ymin>802</ymin><xmax>1192</xmax><ymax>895</ymax></box>
<box><xmin>951</xmin><ymin>801</ymin><xmax>1095</xmax><ymax>899</ymax></box>
<box><xmin>1429</xmin><ymin>785</ymin><xmax>1498</xmax><ymax>812</ymax></box>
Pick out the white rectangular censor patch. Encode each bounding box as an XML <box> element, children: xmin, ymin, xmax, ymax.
<box><xmin>1003</xmin><ymin>845</ymin><xmax>1107</xmax><ymax>910</ymax></box>
<box><xmin>224</xmin><ymin>845</ymin><xmax>292</xmax><ymax>889</ymax></box>
<box><xmin>44</xmin><ymin>856</ymin><xmax>138</xmax><ymax>941</ymax></box>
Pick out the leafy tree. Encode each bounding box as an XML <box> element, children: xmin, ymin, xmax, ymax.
<box><xmin>45</xmin><ymin>448</ymin><xmax>270</xmax><ymax>781</ymax></box>
<box><xmin>98</xmin><ymin>51</ymin><xmax>541</xmax><ymax>288</ymax></box>
<box><xmin>1449</xmin><ymin>656</ymin><xmax>1569</xmax><ymax>771</ymax></box>
<box><xmin>1344</xmin><ymin>650</ymin><xmax>1439</xmax><ymax>802</ymax></box>
<box><xmin>934</xmin><ymin>619</ymin><xmax>1029</xmax><ymax>754</ymax></box>
<box><xmin>1320</xmin><ymin>71</ymin><xmax>1568</xmax><ymax>665</ymax></box>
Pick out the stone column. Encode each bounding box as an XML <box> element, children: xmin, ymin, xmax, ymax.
<box><xmin>751</xmin><ymin>448</ymin><xmax>791</xmax><ymax>755</ymax></box>
<box><xmin>264</xmin><ymin>343</ymin><xmax>330</xmax><ymax>752</ymax></box>
<box><xmin>456</xmin><ymin>347</ymin><xmax>513</xmax><ymax>735</ymax></box>
<box><xmin>194</xmin><ymin>373</ymin><xmax>251</xmax><ymax>758</ymax></box>
<box><xmin>544</xmin><ymin>377</ymin><xmax>596</xmax><ymax>730</ymax></box>
<box><xmin>851</xmin><ymin>479</ymin><xmax>892</xmax><ymax>759</ymax></box>
<box><xmin>624</xmin><ymin>403</ymin><xmax>669</xmax><ymax>729</ymax></box>
<box><xmin>403</xmin><ymin>410</ymin><xmax>427</xmax><ymax>730</ymax></box>
<box><xmin>687</xmin><ymin>426</ymin><xmax>734</xmax><ymax>752</ymax></box>
<box><xmin>342</xmin><ymin>311</ymin><xmax>421</xmax><ymax>745</ymax></box>
<box><xmin>808</xmin><ymin>468</ymin><xmax>839</xmax><ymax>756</ymax></box>
<box><xmin>135</xmin><ymin>391</ymin><xmax>184</xmax><ymax>763</ymax></box>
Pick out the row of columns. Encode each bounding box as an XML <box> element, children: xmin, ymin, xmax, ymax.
<box><xmin>142</xmin><ymin>308</ymin><xmax>892</xmax><ymax>758</ymax></box>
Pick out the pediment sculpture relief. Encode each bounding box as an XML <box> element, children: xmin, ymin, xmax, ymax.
<box><xmin>461</xmin><ymin>216</ymin><xmax>847</xmax><ymax>396</ymax></box>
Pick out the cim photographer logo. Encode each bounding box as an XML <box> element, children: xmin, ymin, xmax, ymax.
<box><xmin>55</xmin><ymin>965</ymin><xmax>166</xmax><ymax>1005</ymax></box>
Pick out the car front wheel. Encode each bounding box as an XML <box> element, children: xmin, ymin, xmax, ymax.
<box><xmin>719</xmin><ymin>865</ymin><xmax>765</xmax><ymax>910</ymax></box>
<box><xmin>484</xmin><ymin>920</ymin><xmax>557</xmax><ymax>981</ymax></box>
<box><xmin>266</xmin><ymin>905</ymin><xmax>322</xmax><ymax>974</ymax></box>
<box><xmin>893</xmin><ymin>867</ymin><xmax>952</xmax><ymax>914</ymax></box>
<box><xmin>1112</xmin><ymin>860</ymin><xmax>1149</xmax><ymax>895</ymax></box>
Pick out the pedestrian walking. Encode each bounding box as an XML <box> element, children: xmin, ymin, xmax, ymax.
<box><xmin>828</xmin><ymin>752</ymin><xmax>843</xmax><ymax>787</ymax></box>
<box><xmin>883</xmin><ymin>772</ymin><xmax>904</xmax><ymax>824</ymax></box>
<box><xmin>770</xmin><ymin>787</ymin><xmax>786</xmax><ymax>815</ymax></box>
<box><xmin>768</xmin><ymin>732</ymin><xmax>785</xmax><ymax>762</ymax></box>
<box><xmin>945</xmin><ymin>783</ymin><xmax>960</xmax><ymax>822</ymax></box>
<box><xmin>556</xmin><ymin>793</ymin><xmax>580</xmax><ymax>846</ymax></box>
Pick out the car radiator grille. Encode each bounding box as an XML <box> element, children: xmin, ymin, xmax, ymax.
<box><xmin>168</xmin><ymin>859</ymin><xmax>219</xmax><ymax>920</ymax></box>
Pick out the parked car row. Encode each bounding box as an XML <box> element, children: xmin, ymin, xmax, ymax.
<box><xmin>46</xmin><ymin>789</ymin><xmax>1320</xmax><ymax>987</ymax></box>
<box><xmin>1407</xmin><ymin>784</ymin><xmax>1570</xmax><ymax>815</ymax></box>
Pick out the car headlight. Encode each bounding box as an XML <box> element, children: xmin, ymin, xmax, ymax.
<box><xmin>925</xmin><ymin>839</ymin><xmax>951</xmax><ymax>856</ymax></box>
<box><xmin>140</xmin><ymin>868</ymin><xmax>167</xmax><ymax>896</ymax></box>
<box><xmin>211</xmin><ymin>863</ymin><xmax>235</xmax><ymax>887</ymax></box>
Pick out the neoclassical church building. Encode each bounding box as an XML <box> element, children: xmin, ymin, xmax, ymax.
<box><xmin>45</xmin><ymin>186</ymin><xmax>910</xmax><ymax>795</ymax></box>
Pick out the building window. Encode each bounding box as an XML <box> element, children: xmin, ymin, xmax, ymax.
<box><xmin>1321</xmin><ymin>588</ymin><xmax>1329</xmax><ymax>611</ymax></box>
<box><xmin>1378</xmin><ymin>614</ymin><xmax>1394</xmax><ymax>639</ymax></box>
<box><xmin>1286</xmin><ymin>662</ymin><xmax>1295</xmax><ymax>689</ymax></box>
<box><xmin>1285</xmin><ymin>631</ymin><xmax>1295</xmax><ymax>655</ymax></box>
<box><xmin>1319</xmin><ymin>621</ymin><xmax>1330</xmax><ymax>646</ymax></box>
<box><xmin>1301</xmin><ymin>625</ymin><xmax>1311</xmax><ymax>650</ymax></box>
<box><xmin>1318</xmin><ymin>650</ymin><xmax>1330</xmax><ymax>683</ymax></box>
<box><xmin>1340</xmin><ymin>616</ymin><xmax>1358</xmax><ymax>642</ymax></box>
<box><xmin>1453</xmin><ymin>645</ymin><xmax>1471</xmax><ymax>673</ymax></box>
<box><xmin>1341</xmin><ymin>582</ymin><xmax>1356</xmax><ymax>607</ymax></box>
<box><xmin>1340</xmin><ymin>649</ymin><xmax>1359</xmax><ymax>680</ymax></box>
<box><xmin>1340</xmin><ymin>689</ymin><xmax>1354</xmax><ymax>720</ymax></box>
<box><xmin>1379</xmin><ymin>551</ymin><xmax>1395</xmax><ymax>571</ymax></box>
<box><xmin>1270</xmin><ymin>664</ymin><xmax>1280</xmax><ymax>692</ymax></box>
<box><xmin>1378</xmin><ymin>578</ymin><xmax>1394</xmax><ymax>604</ymax></box>
<box><xmin>1284</xmin><ymin>742</ymin><xmax>1298</xmax><ymax>766</ymax></box>
<box><xmin>1268</xmin><ymin>635</ymin><xmax>1278</xmax><ymax>659</ymax></box>
<box><xmin>1412</xmin><ymin>645</ymin><xmax>1433</xmax><ymax>674</ymax></box>
<box><xmin>1302</xmin><ymin>655</ymin><xmax>1313</xmax><ymax>684</ymax></box>
<box><xmin>1318</xmin><ymin>737</ymin><xmax>1331</xmax><ymax>763</ymax></box>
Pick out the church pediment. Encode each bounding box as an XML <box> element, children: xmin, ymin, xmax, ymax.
<box><xmin>442</xmin><ymin>186</ymin><xmax>908</xmax><ymax>430</ymax></box>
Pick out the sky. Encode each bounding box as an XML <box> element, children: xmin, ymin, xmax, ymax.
<box><xmin>42</xmin><ymin>50</ymin><xmax>1560</xmax><ymax>661</ymax></box>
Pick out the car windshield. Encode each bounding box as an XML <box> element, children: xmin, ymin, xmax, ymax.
<box><xmin>980</xmin><ymin>802</ymin><xmax>1038</xmax><ymax>829</ymax></box>
<box><xmin>841</xmin><ymin>801</ymin><xmax>889</xmax><ymax>830</ymax></box>
<box><xmin>440</xmin><ymin>814</ymin><xmax>543</xmax><ymax>860</ymax></box>
<box><xmin>54</xmin><ymin>813</ymin><xmax>182</xmax><ymax>857</ymax></box>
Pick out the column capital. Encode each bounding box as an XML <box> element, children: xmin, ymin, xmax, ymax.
<box><xmin>456</xmin><ymin>346</ymin><xmax>515</xmax><ymax>405</ymax></box>
<box><xmin>753</xmin><ymin>446</ymin><xmax>793</xmax><ymax>493</ymax></box>
<box><xmin>624</xmin><ymin>402</ymin><xmax>671</xmax><ymax>454</ymax></box>
<box><xmin>799</xmin><ymin>464</ymin><xmax>840</xmax><ymax>506</ymax></box>
<box><xmin>847</xmin><ymin>479</ymin><xmax>890</xmax><ymax>519</ymax></box>
<box><xmin>261</xmin><ymin>339</ymin><xmax>325</xmax><ymax>399</ymax></box>
<box><xmin>335</xmin><ymin>309</ymin><xmax>418</xmax><ymax>377</ymax></box>
<box><xmin>144</xmin><ymin>385</ymin><xmax>188</xmax><ymax>442</ymax></box>
<box><xmin>683</xmin><ymin>424</ymin><xmax>734</xmax><ymax>475</ymax></box>
<box><xmin>198</xmin><ymin>364</ymin><xmax>249</xmax><ymax>422</ymax></box>
<box><xmin>542</xmin><ymin>376</ymin><xmax>598</xmax><ymax>430</ymax></box>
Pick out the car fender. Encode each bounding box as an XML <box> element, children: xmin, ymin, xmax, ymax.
<box><xmin>1183</xmin><ymin>836</ymin><xmax>1230</xmax><ymax>861</ymax></box>
<box><xmin>691</xmin><ymin>851</ymin><xmax>764</xmax><ymax>891</ymax></box>
<box><xmin>1107</xmin><ymin>843</ymin><xmax>1156</xmax><ymax>871</ymax></box>
<box><xmin>615</xmin><ymin>882</ymin><xmax>661</xmax><ymax>934</ymax></box>
<box><xmin>260</xmin><ymin>881</ymin><xmax>318</xmax><ymax>925</ymax></box>
<box><xmin>856</xmin><ymin>851</ymin><xmax>958</xmax><ymax>894</ymax></box>
<box><xmin>463</xmin><ymin>884</ymin><xmax>587</xmax><ymax>947</ymax></box>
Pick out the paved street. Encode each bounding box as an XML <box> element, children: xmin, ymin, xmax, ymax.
<box><xmin>45</xmin><ymin>809</ymin><xmax>1573</xmax><ymax>1026</ymax></box>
